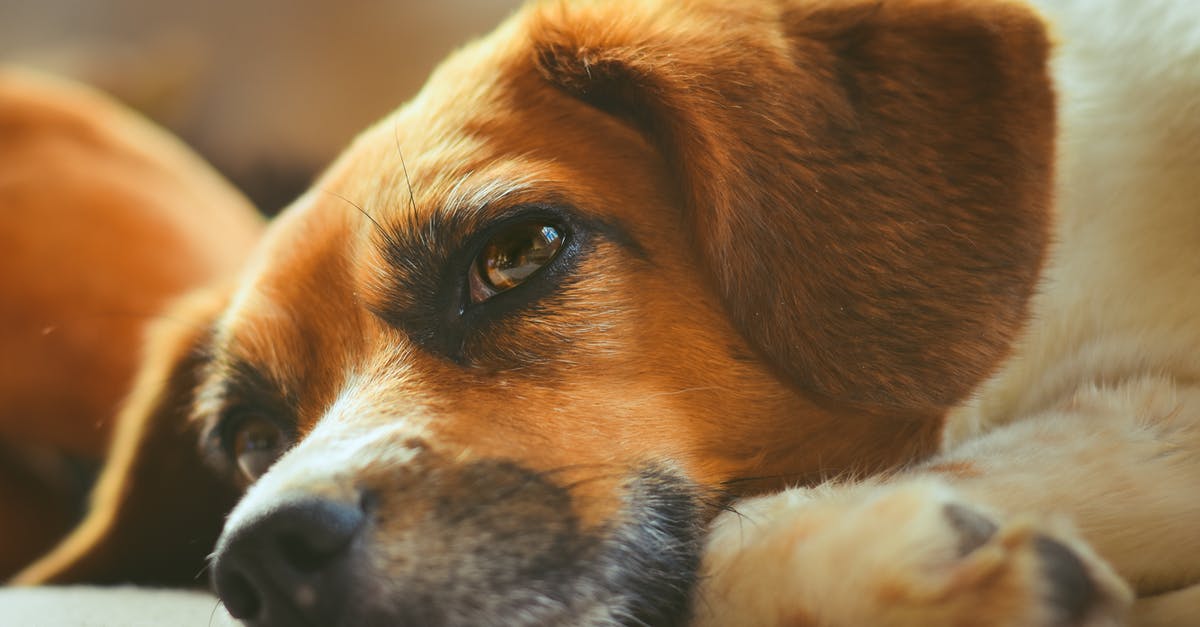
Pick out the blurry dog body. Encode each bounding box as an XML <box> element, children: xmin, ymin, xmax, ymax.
<box><xmin>10</xmin><ymin>1</ymin><xmax>1200</xmax><ymax>626</ymax></box>
<box><xmin>0</xmin><ymin>69</ymin><xmax>262</xmax><ymax>577</ymax></box>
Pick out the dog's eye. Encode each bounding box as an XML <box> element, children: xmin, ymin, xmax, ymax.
<box><xmin>232</xmin><ymin>416</ymin><xmax>286</xmax><ymax>481</ymax></box>
<box><xmin>468</xmin><ymin>222</ymin><xmax>564</xmax><ymax>303</ymax></box>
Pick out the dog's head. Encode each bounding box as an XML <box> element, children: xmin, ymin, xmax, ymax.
<box><xmin>23</xmin><ymin>1</ymin><xmax>1055</xmax><ymax>624</ymax></box>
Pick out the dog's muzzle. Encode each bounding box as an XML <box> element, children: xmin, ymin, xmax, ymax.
<box><xmin>210</xmin><ymin>455</ymin><xmax>704</xmax><ymax>627</ymax></box>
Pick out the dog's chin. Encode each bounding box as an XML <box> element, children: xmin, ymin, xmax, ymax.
<box><xmin>298</xmin><ymin>465</ymin><xmax>703</xmax><ymax>627</ymax></box>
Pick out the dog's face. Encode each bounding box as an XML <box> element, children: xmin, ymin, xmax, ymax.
<box><xmin>23</xmin><ymin>0</ymin><xmax>1056</xmax><ymax>624</ymax></box>
<box><xmin>201</xmin><ymin>42</ymin><xmax>919</xmax><ymax>625</ymax></box>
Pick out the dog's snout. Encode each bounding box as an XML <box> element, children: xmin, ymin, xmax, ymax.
<box><xmin>212</xmin><ymin>496</ymin><xmax>366</xmax><ymax>626</ymax></box>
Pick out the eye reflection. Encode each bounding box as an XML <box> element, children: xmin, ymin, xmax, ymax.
<box><xmin>469</xmin><ymin>222</ymin><xmax>564</xmax><ymax>303</ymax></box>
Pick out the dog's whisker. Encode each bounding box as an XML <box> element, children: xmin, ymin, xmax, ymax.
<box><xmin>637</xmin><ymin>385</ymin><xmax>723</xmax><ymax>401</ymax></box>
<box><xmin>693</xmin><ymin>485</ymin><xmax>742</xmax><ymax>517</ymax></box>
<box><xmin>557</xmin><ymin>470</ymin><xmax>635</xmax><ymax>493</ymax></box>
<box><xmin>319</xmin><ymin>188</ymin><xmax>401</xmax><ymax>252</ymax></box>
<box><xmin>704</xmin><ymin>493</ymin><xmax>751</xmax><ymax>525</ymax></box>
<box><xmin>710</xmin><ymin>500</ymin><xmax>744</xmax><ymax>519</ymax></box>
<box><xmin>440</xmin><ymin>472</ymin><xmax>544</xmax><ymax>526</ymax></box>
<box><xmin>440</xmin><ymin>465</ymin><xmax>630</xmax><ymax>527</ymax></box>
<box><xmin>720</xmin><ymin>469</ymin><xmax>827</xmax><ymax>488</ymax></box>
<box><xmin>207</xmin><ymin>598</ymin><xmax>231</xmax><ymax>627</ymax></box>
<box><xmin>443</xmin><ymin>466</ymin><xmax>598</xmax><ymax>526</ymax></box>
<box><xmin>533</xmin><ymin>462</ymin><xmax>624</xmax><ymax>478</ymax></box>
<box><xmin>393</xmin><ymin>120</ymin><xmax>417</xmax><ymax>214</ymax></box>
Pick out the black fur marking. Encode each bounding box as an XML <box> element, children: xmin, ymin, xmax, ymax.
<box><xmin>367</xmin><ymin>201</ymin><xmax>643</xmax><ymax>368</ymax></box>
<box><xmin>305</xmin><ymin>463</ymin><xmax>703</xmax><ymax>627</ymax></box>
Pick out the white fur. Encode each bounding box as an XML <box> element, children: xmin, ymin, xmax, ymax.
<box><xmin>697</xmin><ymin>1</ymin><xmax>1200</xmax><ymax>624</ymax></box>
<box><xmin>949</xmin><ymin>0</ymin><xmax>1200</xmax><ymax>439</ymax></box>
<box><xmin>224</xmin><ymin>357</ymin><xmax>432</xmax><ymax>533</ymax></box>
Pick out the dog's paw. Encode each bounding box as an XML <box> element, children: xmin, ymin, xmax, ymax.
<box><xmin>692</xmin><ymin>480</ymin><xmax>1132</xmax><ymax>627</ymax></box>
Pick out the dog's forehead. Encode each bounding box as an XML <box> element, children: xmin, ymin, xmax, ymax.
<box><xmin>200</xmin><ymin>19</ymin><xmax>716</xmax><ymax>460</ymax></box>
<box><xmin>212</xmin><ymin>40</ymin><xmax>673</xmax><ymax>338</ymax></box>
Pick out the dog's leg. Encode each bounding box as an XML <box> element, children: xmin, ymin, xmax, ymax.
<box><xmin>696</xmin><ymin>480</ymin><xmax>1132</xmax><ymax>627</ymax></box>
<box><xmin>694</xmin><ymin>377</ymin><xmax>1200</xmax><ymax>626</ymax></box>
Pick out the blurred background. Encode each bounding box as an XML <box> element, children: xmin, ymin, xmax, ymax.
<box><xmin>1</xmin><ymin>0</ymin><xmax>524</xmax><ymax>213</ymax></box>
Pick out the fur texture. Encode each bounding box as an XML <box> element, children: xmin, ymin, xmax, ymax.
<box><xmin>0</xmin><ymin>68</ymin><xmax>261</xmax><ymax>579</ymax></box>
<box><xmin>6</xmin><ymin>1</ymin><xmax>1200</xmax><ymax>626</ymax></box>
<box><xmin>696</xmin><ymin>0</ymin><xmax>1200</xmax><ymax>624</ymax></box>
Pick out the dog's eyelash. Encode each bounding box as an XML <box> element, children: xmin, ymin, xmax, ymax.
<box><xmin>365</xmin><ymin>194</ymin><xmax>647</xmax><ymax>369</ymax></box>
<box><xmin>369</xmin><ymin>205</ymin><xmax>584</xmax><ymax>358</ymax></box>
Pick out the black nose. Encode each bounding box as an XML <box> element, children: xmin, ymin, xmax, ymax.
<box><xmin>211</xmin><ymin>496</ymin><xmax>366</xmax><ymax>626</ymax></box>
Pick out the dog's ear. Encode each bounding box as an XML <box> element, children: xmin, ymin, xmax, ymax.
<box><xmin>12</xmin><ymin>289</ymin><xmax>238</xmax><ymax>585</ymax></box>
<box><xmin>532</xmin><ymin>0</ymin><xmax>1055</xmax><ymax>411</ymax></box>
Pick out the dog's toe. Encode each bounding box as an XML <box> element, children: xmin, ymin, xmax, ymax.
<box><xmin>694</xmin><ymin>481</ymin><xmax>1133</xmax><ymax>627</ymax></box>
<box><xmin>1035</xmin><ymin>535</ymin><xmax>1100</xmax><ymax>625</ymax></box>
<box><xmin>943</xmin><ymin>502</ymin><xmax>999</xmax><ymax>556</ymax></box>
<box><xmin>928</xmin><ymin>498</ymin><xmax>1131</xmax><ymax>627</ymax></box>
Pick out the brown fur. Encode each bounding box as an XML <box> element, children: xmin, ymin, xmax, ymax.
<box><xmin>0</xmin><ymin>68</ymin><xmax>261</xmax><ymax>579</ymax></box>
<box><xmin>9</xmin><ymin>0</ymin><xmax>1065</xmax><ymax>624</ymax></box>
<box><xmin>532</xmin><ymin>0</ymin><xmax>1054</xmax><ymax>411</ymax></box>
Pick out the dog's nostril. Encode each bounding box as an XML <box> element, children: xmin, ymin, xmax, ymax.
<box><xmin>219</xmin><ymin>569</ymin><xmax>262</xmax><ymax>619</ymax></box>
<box><xmin>212</xmin><ymin>497</ymin><xmax>366</xmax><ymax>624</ymax></box>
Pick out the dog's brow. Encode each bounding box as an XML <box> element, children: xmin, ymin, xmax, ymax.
<box><xmin>196</xmin><ymin>355</ymin><xmax>296</xmax><ymax>425</ymax></box>
<box><xmin>369</xmin><ymin>176</ymin><xmax>642</xmax><ymax>285</ymax></box>
<box><xmin>442</xmin><ymin>176</ymin><xmax>537</xmax><ymax>215</ymax></box>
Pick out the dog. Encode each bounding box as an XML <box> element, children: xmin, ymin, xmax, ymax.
<box><xmin>11</xmin><ymin>0</ymin><xmax>1200</xmax><ymax>625</ymax></box>
<box><xmin>0</xmin><ymin>67</ymin><xmax>263</xmax><ymax>579</ymax></box>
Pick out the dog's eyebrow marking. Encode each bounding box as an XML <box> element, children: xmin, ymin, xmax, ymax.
<box><xmin>221</xmin><ymin>358</ymin><xmax>296</xmax><ymax>408</ymax></box>
<box><xmin>193</xmin><ymin>354</ymin><xmax>295</xmax><ymax>427</ymax></box>
<box><xmin>442</xmin><ymin>176</ymin><xmax>537</xmax><ymax>215</ymax></box>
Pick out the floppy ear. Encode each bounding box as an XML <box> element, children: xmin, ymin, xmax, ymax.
<box><xmin>12</xmin><ymin>289</ymin><xmax>239</xmax><ymax>585</ymax></box>
<box><xmin>532</xmin><ymin>0</ymin><xmax>1055</xmax><ymax>411</ymax></box>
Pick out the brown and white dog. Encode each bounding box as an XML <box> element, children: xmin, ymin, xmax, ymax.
<box><xmin>10</xmin><ymin>0</ymin><xmax>1200</xmax><ymax>625</ymax></box>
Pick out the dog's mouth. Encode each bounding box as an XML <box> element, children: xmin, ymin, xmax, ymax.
<box><xmin>211</xmin><ymin>460</ymin><xmax>705</xmax><ymax>627</ymax></box>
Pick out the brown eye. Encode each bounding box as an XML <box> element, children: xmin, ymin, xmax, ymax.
<box><xmin>232</xmin><ymin>416</ymin><xmax>285</xmax><ymax>481</ymax></box>
<box><xmin>469</xmin><ymin>222</ymin><xmax>564</xmax><ymax>302</ymax></box>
